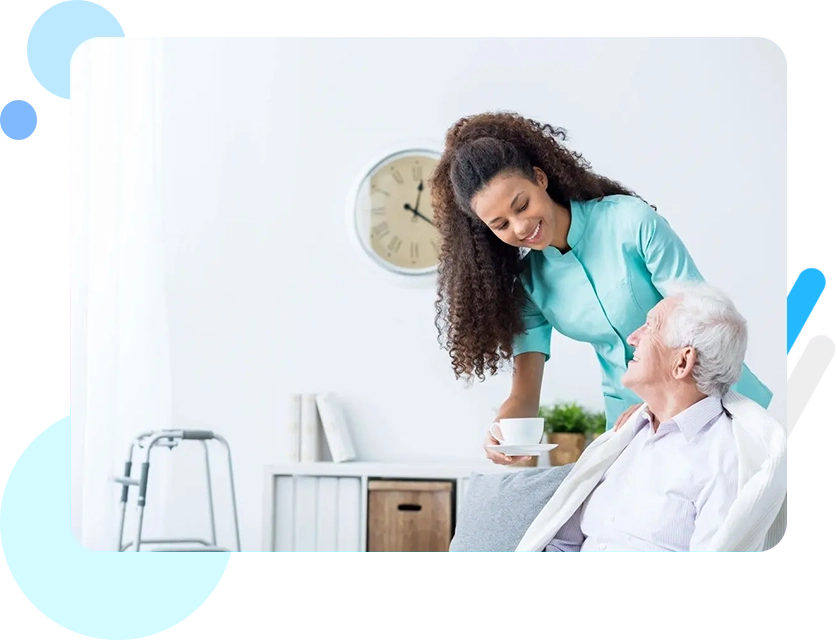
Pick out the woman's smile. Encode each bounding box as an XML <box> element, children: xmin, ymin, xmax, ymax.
<box><xmin>521</xmin><ymin>220</ymin><xmax>543</xmax><ymax>244</ymax></box>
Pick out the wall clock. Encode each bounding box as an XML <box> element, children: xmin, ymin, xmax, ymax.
<box><xmin>348</xmin><ymin>145</ymin><xmax>442</xmax><ymax>280</ymax></box>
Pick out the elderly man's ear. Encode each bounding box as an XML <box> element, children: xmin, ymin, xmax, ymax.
<box><xmin>672</xmin><ymin>347</ymin><xmax>698</xmax><ymax>380</ymax></box>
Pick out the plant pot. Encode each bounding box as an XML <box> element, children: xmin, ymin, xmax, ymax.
<box><xmin>547</xmin><ymin>432</ymin><xmax>586</xmax><ymax>466</ymax></box>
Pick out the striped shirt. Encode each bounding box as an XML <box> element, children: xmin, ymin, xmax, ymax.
<box><xmin>545</xmin><ymin>395</ymin><xmax>739</xmax><ymax>551</ymax></box>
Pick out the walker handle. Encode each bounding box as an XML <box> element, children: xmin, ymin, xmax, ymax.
<box><xmin>181</xmin><ymin>430</ymin><xmax>214</xmax><ymax>440</ymax></box>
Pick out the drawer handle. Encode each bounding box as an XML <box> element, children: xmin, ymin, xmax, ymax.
<box><xmin>397</xmin><ymin>504</ymin><xmax>422</xmax><ymax>512</ymax></box>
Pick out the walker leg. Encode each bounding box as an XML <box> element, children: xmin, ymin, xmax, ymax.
<box><xmin>202</xmin><ymin>441</ymin><xmax>218</xmax><ymax>547</ymax></box>
<box><xmin>116</xmin><ymin>442</ymin><xmax>136</xmax><ymax>551</ymax></box>
<box><xmin>227</xmin><ymin>446</ymin><xmax>241</xmax><ymax>551</ymax></box>
<box><xmin>134</xmin><ymin>461</ymin><xmax>150</xmax><ymax>552</ymax></box>
<box><xmin>215</xmin><ymin>436</ymin><xmax>241</xmax><ymax>551</ymax></box>
<box><xmin>117</xmin><ymin>503</ymin><xmax>128</xmax><ymax>551</ymax></box>
<box><xmin>134</xmin><ymin>505</ymin><xmax>145</xmax><ymax>552</ymax></box>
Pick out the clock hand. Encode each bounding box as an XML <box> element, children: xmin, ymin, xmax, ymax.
<box><xmin>403</xmin><ymin>203</ymin><xmax>435</xmax><ymax>227</ymax></box>
<box><xmin>413</xmin><ymin>180</ymin><xmax>423</xmax><ymax>213</ymax></box>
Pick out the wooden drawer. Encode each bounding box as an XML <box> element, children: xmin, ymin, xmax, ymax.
<box><xmin>367</xmin><ymin>480</ymin><xmax>454</xmax><ymax>552</ymax></box>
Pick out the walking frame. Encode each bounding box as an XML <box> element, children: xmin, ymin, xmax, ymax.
<box><xmin>114</xmin><ymin>429</ymin><xmax>241</xmax><ymax>552</ymax></box>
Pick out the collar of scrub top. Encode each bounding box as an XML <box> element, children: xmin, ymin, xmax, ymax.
<box><xmin>541</xmin><ymin>200</ymin><xmax>586</xmax><ymax>261</ymax></box>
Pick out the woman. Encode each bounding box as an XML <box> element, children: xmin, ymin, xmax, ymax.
<box><xmin>428</xmin><ymin>111</ymin><xmax>772</xmax><ymax>465</ymax></box>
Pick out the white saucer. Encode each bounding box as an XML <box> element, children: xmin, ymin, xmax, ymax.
<box><xmin>487</xmin><ymin>443</ymin><xmax>557</xmax><ymax>456</ymax></box>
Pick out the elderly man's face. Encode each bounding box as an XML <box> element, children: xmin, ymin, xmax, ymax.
<box><xmin>622</xmin><ymin>298</ymin><xmax>679</xmax><ymax>392</ymax></box>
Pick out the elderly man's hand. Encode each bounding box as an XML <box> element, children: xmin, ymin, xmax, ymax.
<box><xmin>613</xmin><ymin>404</ymin><xmax>642</xmax><ymax>431</ymax></box>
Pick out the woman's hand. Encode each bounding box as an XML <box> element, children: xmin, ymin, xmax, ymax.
<box><xmin>613</xmin><ymin>403</ymin><xmax>642</xmax><ymax>431</ymax></box>
<box><xmin>485</xmin><ymin>353</ymin><xmax>544</xmax><ymax>465</ymax></box>
<box><xmin>484</xmin><ymin>422</ymin><xmax>532</xmax><ymax>465</ymax></box>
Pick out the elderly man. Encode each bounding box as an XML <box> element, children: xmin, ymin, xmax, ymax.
<box><xmin>525</xmin><ymin>281</ymin><xmax>785</xmax><ymax>552</ymax></box>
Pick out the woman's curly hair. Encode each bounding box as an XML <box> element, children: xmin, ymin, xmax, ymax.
<box><xmin>429</xmin><ymin>111</ymin><xmax>639</xmax><ymax>382</ymax></box>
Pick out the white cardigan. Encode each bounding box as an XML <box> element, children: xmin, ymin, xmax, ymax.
<box><xmin>515</xmin><ymin>391</ymin><xmax>788</xmax><ymax>552</ymax></box>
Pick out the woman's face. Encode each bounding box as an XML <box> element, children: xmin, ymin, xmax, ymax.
<box><xmin>470</xmin><ymin>168</ymin><xmax>558</xmax><ymax>250</ymax></box>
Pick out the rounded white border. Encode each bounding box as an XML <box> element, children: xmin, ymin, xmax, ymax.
<box><xmin>344</xmin><ymin>138</ymin><xmax>444</xmax><ymax>288</ymax></box>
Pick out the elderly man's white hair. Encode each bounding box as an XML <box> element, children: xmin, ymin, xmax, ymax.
<box><xmin>661</xmin><ymin>281</ymin><xmax>748</xmax><ymax>398</ymax></box>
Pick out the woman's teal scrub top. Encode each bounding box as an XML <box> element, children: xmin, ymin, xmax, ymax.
<box><xmin>512</xmin><ymin>194</ymin><xmax>772</xmax><ymax>429</ymax></box>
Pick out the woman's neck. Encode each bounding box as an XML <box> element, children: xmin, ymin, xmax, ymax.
<box><xmin>549</xmin><ymin>202</ymin><xmax>572</xmax><ymax>252</ymax></box>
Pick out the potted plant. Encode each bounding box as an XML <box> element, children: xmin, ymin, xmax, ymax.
<box><xmin>539</xmin><ymin>402</ymin><xmax>590</xmax><ymax>467</ymax></box>
<box><xmin>588</xmin><ymin>411</ymin><xmax>606</xmax><ymax>442</ymax></box>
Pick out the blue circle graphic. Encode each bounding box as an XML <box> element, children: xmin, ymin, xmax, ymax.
<box><xmin>1</xmin><ymin>101</ymin><xmax>38</xmax><ymax>140</ymax></box>
<box><xmin>27</xmin><ymin>1</ymin><xmax>124</xmax><ymax>99</ymax></box>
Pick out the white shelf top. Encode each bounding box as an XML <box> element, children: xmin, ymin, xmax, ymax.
<box><xmin>265</xmin><ymin>460</ymin><xmax>526</xmax><ymax>478</ymax></box>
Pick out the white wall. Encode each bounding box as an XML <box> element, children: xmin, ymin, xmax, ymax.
<box><xmin>104</xmin><ymin>38</ymin><xmax>786</xmax><ymax>551</ymax></box>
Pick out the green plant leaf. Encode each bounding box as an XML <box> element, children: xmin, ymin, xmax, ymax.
<box><xmin>540</xmin><ymin>401</ymin><xmax>594</xmax><ymax>433</ymax></box>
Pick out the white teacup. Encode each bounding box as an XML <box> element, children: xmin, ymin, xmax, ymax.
<box><xmin>490</xmin><ymin>417</ymin><xmax>544</xmax><ymax>445</ymax></box>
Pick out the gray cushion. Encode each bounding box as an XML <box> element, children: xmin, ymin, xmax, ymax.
<box><xmin>450</xmin><ymin>465</ymin><xmax>574</xmax><ymax>552</ymax></box>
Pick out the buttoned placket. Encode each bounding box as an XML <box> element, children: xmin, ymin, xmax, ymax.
<box><xmin>542</xmin><ymin>249</ymin><xmax>633</xmax><ymax>370</ymax></box>
<box><xmin>541</xmin><ymin>202</ymin><xmax>634</xmax><ymax>370</ymax></box>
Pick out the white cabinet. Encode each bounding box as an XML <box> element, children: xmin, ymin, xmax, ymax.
<box><xmin>262</xmin><ymin>462</ymin><xmax>511</xmax><ymax>551</ymax></box>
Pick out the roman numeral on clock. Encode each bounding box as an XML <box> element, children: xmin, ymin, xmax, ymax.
<box><xmin>410</xmin><ymin>242</ymin><xmax>419</xmax><ymax>260</ymax></box>
<box><xmin>372</xmin><ymin>221</ymin><xmax>389</xmax><ymax>239</ymax></box>
<box><xmin>392</xmin><ymin>169</ymin><xmax>404</xmax><ymax>185</ymax></box>
<box><xmin>412</xmin><ymin>165</ymin><xmax>422</xmax><ymax>182</ymax></box>
<box><xmin>387</xmin><ymin>236</ymin><xmax>403</xmax><ymax>254</ymax></box>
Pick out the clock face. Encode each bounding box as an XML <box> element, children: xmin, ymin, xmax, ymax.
<box><xmin>353</xmin><ymin>150</ymin><xmax>441</xmax><ymax>275</ymax></box>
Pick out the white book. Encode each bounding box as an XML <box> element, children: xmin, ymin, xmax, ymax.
<box><xmin>315</xmin><ymin>392</ymin><xmax>357</xmax><ymax>463</ymax></box>
<box><xmin>293</xmin><ymin>476</ymin><xmax>318</xmax><ymax>551</ymax></box>
<box><xmin>273</xmin><ymin>476</ymin><xmax>295</xmax><ymax>551</ymax></box>
<box><xmin>336</xmin><ymin>477</ymin><xmax>362</xmax><ymax>551</ymax></box>
<box><xmin>315</xmin><ymin>477</ymin><xmax>339</xmax><ymax>551</ymax></box>
<box><xmin>299</xmin><ymin>394</ymin><xmax>320</xmax><ymax>462</ymax></box>
<box><xmin>287</xmin><ymin>393</ymin><xmax>301</xmax><ymax>462</ymax></box>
